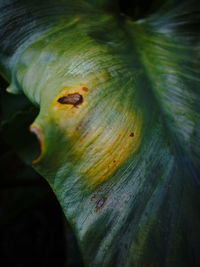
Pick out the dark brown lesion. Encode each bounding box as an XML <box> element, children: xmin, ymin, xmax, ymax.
<box><xmin>58</xmin><ymin>93</ymin><xmax>83</xmax><ymax>106</ymax></box>
<box><xmin>95</xmin><ymin>197</ymin><xmax>107</xmax><ymax>212</ymax></box>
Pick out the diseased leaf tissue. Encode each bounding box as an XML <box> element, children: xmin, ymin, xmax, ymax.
<box><xmin>58</xmin><ymin>93</ymin><xmax>83</xmax><ymax>106</ymax></box>
<box><xmin>0</xmin><ymin>0</ymin><xmax>200</xmax><ymax>266</ymax></box>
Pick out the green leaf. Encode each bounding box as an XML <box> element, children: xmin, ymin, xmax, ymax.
<box><xmin>0</xmin><ymin>0</ymin><xmax>200</xmax><ymax>266</ymax></box>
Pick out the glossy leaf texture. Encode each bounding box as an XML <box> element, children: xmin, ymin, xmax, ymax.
<box><xmin>0</xmin><ymin>0</ymin><xmax>200</xmax><ymax>266</ymax></box>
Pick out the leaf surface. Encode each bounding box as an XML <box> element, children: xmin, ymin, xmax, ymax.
<box><xmin>0</xmin><ymin>0</ymin><xmax>200</xmax><ymax>266</ymax></box>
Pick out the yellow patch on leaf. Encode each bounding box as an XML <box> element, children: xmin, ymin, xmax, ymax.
<box><xmin>51</xmin><ymin>73</ymin><xmax>142</xmax><ymax>185</ymax></box>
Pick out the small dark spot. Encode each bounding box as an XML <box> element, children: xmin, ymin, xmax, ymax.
<box><xmin>82</xmin><ymin>87</ymin><xmax>89</xmax><ymax>92</ymax></box>
<box><xmin>58</xmin><ymin>93</ymin><xmax>83</xmax><ymax>106</ymax></box>
<box><xmin>129</xmin><ymin>132</ymin><xmax>134</xmax><ymax>137</ymax></box>
<box><xmin>95</xmin><ymin>197</ymin><xmax>107</xmax><ymax>211</ymax></box>
<box><xmin>113</xmin><ymin>160</ymin><xmax>116</xmax><ymax>163</ymax></box>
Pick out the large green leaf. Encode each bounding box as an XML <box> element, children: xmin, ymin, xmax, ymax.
<box><xmin>0</xmin><ymin>0</ymin><xmax>200</xmax><ymax>266</ymax></box>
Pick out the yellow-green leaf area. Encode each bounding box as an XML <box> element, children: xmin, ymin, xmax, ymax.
<box><xmin>31</xmin><ymin>71</ymin><xmax>142</xmax><ymax>185</ymax></box>
<box><xmin>50</xmin><ymin>76</ymin><xmax>142</xmax><ymax>185</ymax></box>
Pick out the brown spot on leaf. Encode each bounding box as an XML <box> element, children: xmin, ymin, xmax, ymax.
<box><xmin>129</xmin><ymin>132</ymin><xmax>134</xmax><ymax>137</ymax></box>
<box><xmin>95</xmin><ymin>197</ymin><xmax>107</xmax><ymax>212</ymax></box>
<box><xmin>82</xmin><ymin>87</ymin><xmax>89</xmax><ymax>92</ymax></box>
<box><xmin>58</xmin><ymin>93</ymin><xmax>83</xmax><ymax>106</ymax></box>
